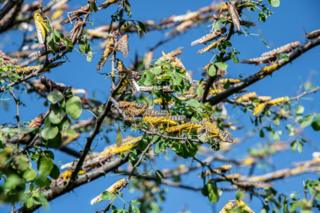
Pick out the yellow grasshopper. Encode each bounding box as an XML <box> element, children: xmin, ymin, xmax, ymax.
<box><xmin>33</xmin><ymin>10</ymin><xmax>51</xmax><ymax>45</ymax></box>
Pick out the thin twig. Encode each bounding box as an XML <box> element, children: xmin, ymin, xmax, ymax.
<box><xmin>291</xmin><ymin>86</ymin><xmax>320</xmax><ymax>101</ymax></box>
<box><xmin>9</xmin><ymin>89</ymin><xmax>20</xmax><ymax>128</ymax></box>
<box><xmin>128</xmin><ymin>137</ymin><xmax>156</xmax><ymax>178</ymax></box>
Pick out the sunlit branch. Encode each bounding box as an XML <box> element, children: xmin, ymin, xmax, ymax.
<box><xmin>207</xmin><ymin>35</ymin><xmax>320</xmax><ymax>105</ymax></box>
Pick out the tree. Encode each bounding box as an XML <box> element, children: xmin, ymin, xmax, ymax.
<box><xmin>0</xmin><ymin>0</ymin><xmax>320</xmax><ymax>212</ymax></box>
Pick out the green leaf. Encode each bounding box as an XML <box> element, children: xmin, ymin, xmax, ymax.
<box><xmin>35</xmin><ymin>176</ymin><xmax>51</xmax><ymax>188</ymax></box>
<box><xmin>4</xmin><ymin>174</ymin><xmax>23</xmax><ymax>190</ymax></box>
<box><xmin>49</xmin><ymin>107</ymin><xmax>66</xmax><ymax>124</ymax></box>
<box><xmin>60</xmin><ymin>118</ymin><xmax>71</xmax><ymax>130</ymax></box>
<box><xmin>236</xmin><ymin>191</ymin><xmax>245</xmax><ymax>200</ymax></box>
<box><xmin>129</xmin><ymin>200</ymin><xmax>141</xmax><ymax>213</ymax></box>
<box><xmin>212</xmin><ymin>20</ymin><xmax>222</xmax><ymax>31</ymax></box>
<box><xmin>171</xmin><ymin>141</ymin><xmax>197</xmax><ymax>158</ymax></box>
<box><xmin>64</xmin><ymin>37</ymin><xmax>74</xmax><ymax>50</ymax></box>
<box><xmin>151</xmin><ymin>66</ymin><xmax>162</xmax><ymax>75</ymax></box>
<box><xmin>79</xmin><ymin>39</ymin><xmax>90</xmax><ymax>53</ymax></box>
<box><xmin>214</xmin><ymin>62</ymin><xmax>228</xmax><ymax>71</ymax></box>
<box><xmin>15</xmin><ymin>155</ymin><xmax>30</xmax><ymax>171</ymax></box>
<box><xmin>23</xmin><ymin>169</ymin><xmax>37</xmax><ymax>181</ymax></box>
<box><xmin>295</xmin><ymin>105</ymin><xmax>304</xmax><ymax>115</ymax></box>
<box><xmin>53</xmin><ymin>29</ymin><xmax>63</xmax><ymax>40</ymax></box>
<box><xmin>47</xmin><ymin>90</ymin><xmax>64</xmax><ymax>104</ymax></box>
<box><xmin>202</xmin><ymin>180</ymin><xmax>220</xmax><ymax>203</ymax></box>
<box><xmin>35</xmin><ymin>192</ymin><xmax>49</xmax><ymax>207</ymax></box>
<box><xmin>46</xmin><ymin>133</ymin><xmax>62</xmax><ymax>148</ymax></box>
<box><xmin>79</xmin><ymin>36</ymin><xmax>93</xmax><ymax>62</ymax></box>
<box><xmin>311</xmin><ymin>114</ymin><xmax>320</xmax><ymax>131</ymax></box>
<box><xmin>43</xmin><ymin>150</ymin><xmax>55</xmax><ymax>159</ymax></box>
<box><xmin>269</xmin><ymin>130</ymin><xmax>281</xmax><ymax>141</ymax></box>
<box><xmin>65</xmin><ymin>96</ymin><xmax>82</xmax><ymax>119</ymax></box>
<box><xmin>25</xmin><ymin>197</ymin><xmax>35</xmax><ymax>209</ymax></box>
<box><xmin>186</xmin><ymin>99</ymin><xmax>201</xmax><ymax>108</ymax></box>
<box><xmin>291</xmin><ymin>140</ymin><xmax>303</xmax><ymax>153</ymax></box>
<box><xmin>208</xmin><ymin>64</ymin><xmax>216</xmax><ymax>77</ymax></box>
<box><xmin>139</xmin><ymin>71</ymin><xmax>154</xmax><ymax>86</ymax></box>
<box><xmin>38</xmin><ymin>156</ymin><xmax>54</xmax><ymax>178</ymax></box>
<box><xmin>41</xmin><ymin>126</ymin><xmax>59</xmax><ymax>140</ymax></box>
<box><xmin>268</xmin><ymin>0</ymin><xmax>280</xmax><ymax>7</ymax></box>
<box><xmin>49</xmin><ymin>164</ymin><xmax>60</xmax><ymax>179</ymax></box>
<box><xmin>286</xmin><ymin>124</ymin><xmax>295</xmax><ymax>136</ymax></box>
<box><xmin>196</xmin><ymin>83</ymin><xmax>204</xmax><ymax>97</ymax></box>
<box><xmin>86</xmin><ymin>51</ymin><xmax>93</xmax><ymax>62</ymax></box>
<box><xmin>154</xmin><ymin>141</ymin><xmax>167</xmax><ymax>154</ymax></box>
<box><xmin>299</xmin><ymin>114</ymin><xmax>314</xmax><ymax>128</ymax></box>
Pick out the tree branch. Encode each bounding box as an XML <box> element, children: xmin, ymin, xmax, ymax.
<box><xmin>207</xmin><ymin>36</ymin><xmax>320</xmax><ymax>105</ymax></box>
<box><xmin>15</xmin><ymin>156</ymin><xmax>128</xmax><ymax>213</ymax></box>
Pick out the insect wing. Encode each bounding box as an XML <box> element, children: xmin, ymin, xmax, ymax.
<box><xmin>116</xmin><ymin>34</ymin><xmax>129</xmax><ymax>57</ymax></box>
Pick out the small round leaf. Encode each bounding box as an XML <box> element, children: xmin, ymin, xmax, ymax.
<box><xmin>208</xmin><ymin>64</ymin><xmax>217</xmax><ymax>77</ymax></box>
<box><xmin>49</xmin><ymin>107</ymin><xmax>66</xmax><ymax>124</ymax></box>
<box><xmin>47</xmin><ymin>90</ymin><xmax>64</xmax><ymax>104</ymax></box>
<box><xmin>41</xmin><ymin>126</ymin><xmax>59</xmax><ymax>140</ymax></box>
<box><xmin>38</xmin><ymin>156</ymin><xmax>54</xmax><ymax>178</ymax></box>
<box><xmin>66</xmin><ymin>96</ymin><xmax>82</xmax><ymax>119</ymax></box>
<box><xmin>23</xmin><ymin>169</ymin><xmax>37</xmax><ymax>181</ymax></box>
<box><xmin>269</xmin><ymin>0</ymin><xmax>280</xmax><ymax>7</ymax></box>
<box><xmin>214</xmin><ymin>62</ymin><xmax>228</xmax><ymax>71</ymax></box>
<box><xmin>49</xmin><ymin>164</ymin><xmax>60</xmax><ymax>180</ymax></box>
<box><xmin>312</xmin><ymin>115</ymin><xmax>320</xmax><ymax>131</ymax></box>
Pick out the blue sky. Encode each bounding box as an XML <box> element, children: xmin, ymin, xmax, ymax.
<box><xmin>1</xmin><ymin>0</ymin><xmax>320</xmax><ymax>212</ymax></box>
